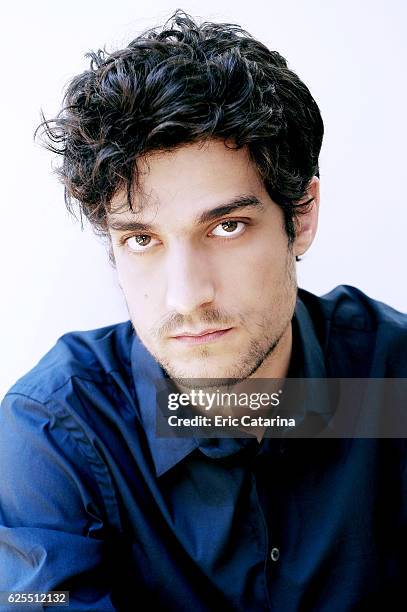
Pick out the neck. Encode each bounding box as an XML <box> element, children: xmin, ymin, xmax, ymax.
<box><xmin>172</xmin><ymin>321</ymin><xmax>294</xmax><ymax>443</ymax></box>
<box><xmin>250</xmin><ymin>320</ymin><xmax>293</xmax><ymax>380</ymax></box>
<box><xmin>244</xmin><ymin>321</ymin><xmax>293</xmax><ymax>442</ymax></box>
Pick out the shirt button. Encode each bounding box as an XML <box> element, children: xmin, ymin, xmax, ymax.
<box><xmin>270</xmin><ymin>547</ymin><xmax>280</xmax><ymax>562</ymax></box>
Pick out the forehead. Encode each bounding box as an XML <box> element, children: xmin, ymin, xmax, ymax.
<box><xmin>107</xmin><ymin>139</ymin><xmax>266</xmax><ymax>225</ymax></box>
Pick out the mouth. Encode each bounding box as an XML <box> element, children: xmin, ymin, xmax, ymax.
<box><xmin>171</xmin><ymin>328</ymin><xmax>234</xmax><ymax>345</ymax></box>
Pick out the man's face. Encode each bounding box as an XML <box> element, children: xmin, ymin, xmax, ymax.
<box><xmin>108</xmin><ymin>139</ymin><xmax>298</xmax><ymax>382</ymax></box>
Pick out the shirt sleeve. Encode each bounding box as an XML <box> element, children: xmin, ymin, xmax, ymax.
<box><xmin>0</xmin><ymin>391</ymin><xmax>119</xmax><ymax>611</ymax></box>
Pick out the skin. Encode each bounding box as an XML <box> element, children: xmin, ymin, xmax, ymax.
<box><xmin>107</xmin><ymin>139</ymin><xmax>319</xmax><ymax>436</ymax></box>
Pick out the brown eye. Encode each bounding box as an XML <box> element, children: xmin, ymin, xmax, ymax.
<box><xmin>211</xmin><ymin>220</ymin><xmax>246</xmax><ymax>238</ymax></box>
<box><xmin>221</xmin><ymin>221</ymin><xmax>238</xmax><ymax>232</ymax></box>
<box><xmin>125</xmin><ymin>234</ymin><xmax>159</xmax><ymax>252</ymax></box>
<box><xmin>135</xmin><ymin>235</ymin><xmax>151</xmax><ymax>246</ymax></box>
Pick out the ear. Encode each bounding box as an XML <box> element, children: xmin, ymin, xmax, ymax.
<box><xmin>293</xmin><ymin>176</ymin><xmax>320</xmax><ymax>257</ymax></box>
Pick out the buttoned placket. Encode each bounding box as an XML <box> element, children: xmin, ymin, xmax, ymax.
<box><xmin>249</xmin><ymin>439</ymin><xmax>285</xmax><ymax>610</ymax></box>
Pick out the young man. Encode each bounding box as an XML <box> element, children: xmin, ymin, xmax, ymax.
<box><xmin>1</xmin><ymin>10</ymin><xmax>406</xmax><ymax>611</ymax></box>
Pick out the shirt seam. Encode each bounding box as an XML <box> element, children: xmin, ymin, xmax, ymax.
<box><xmin>324</xmin><ymin>318</ymin><xmax>406</xmax><ymax>333</ymax></box>
<box><xmin>16</xmin><ymin>369</ymin><xmax>132</xmax><ymax>400</ymax></box>
<box><xmin>3</xmin><ymin>389</ymin><xmax>123</xmax><ymax>535</ymax></box>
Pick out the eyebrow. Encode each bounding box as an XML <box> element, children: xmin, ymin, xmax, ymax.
<box><xmin>107</xmin><ymin>196</ymin><xmax>264</xmax><ymax>233</ymax></box>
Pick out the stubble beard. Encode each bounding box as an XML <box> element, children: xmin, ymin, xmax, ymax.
<box><xmin>140</xmin><ymin>251</ymin><xmax>298</xmax><ymax>389</ymax></box>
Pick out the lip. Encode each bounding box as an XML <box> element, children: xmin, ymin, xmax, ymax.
<box><xmin>174</xmin><ymin>328</ymin><xmax>228</xmax><ymax>337</ymax></box>
<box><xmin>172</xmin><ymin>328</ymin><xmax>233</xmax><ymax>345</ymax></box>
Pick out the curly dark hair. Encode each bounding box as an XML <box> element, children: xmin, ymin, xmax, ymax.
<box><xmin>36</xmin><ymin>9</ymin><xmax>324</xmax><ymax>254</ymax></box>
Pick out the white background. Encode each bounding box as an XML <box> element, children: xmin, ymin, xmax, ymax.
<box><xmin>1</xmin><ymin>0</ymin><xmax>406</xmax><ymax>399</ymax></box>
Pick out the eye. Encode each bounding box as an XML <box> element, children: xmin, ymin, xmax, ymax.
<box><xmin>211</xmin><ymin>220</ymin><xmax>246</xmax><ymax>238</ymax></box>
<box><xmin>125</xmin><ymin>234</ymin><xmax>160</xmax><ymax>252</ymax></box>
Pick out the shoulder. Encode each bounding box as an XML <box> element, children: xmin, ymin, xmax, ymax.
<box><xmin>0</xmin><ymin>324</ymin><xmax>130</xmax><ymax>540</ymax></box>
<box><xmin>298</xmin><ymin>284</ymin><xmax>407</xmax><ymax>376</ymax></box>
<box><xmin>1</xmin><ymin>320</ymin><xmax>136</xmax><ymax>531</ymax></box>
<box><xmin>301</xmin><ymin>284</ymin><xmax>407</xmax><ymax>329</ymax></box>
<box><xmin>3</xmin><ymin>320</ymin><xmax>135</xmax><ymax>405</ymax></box>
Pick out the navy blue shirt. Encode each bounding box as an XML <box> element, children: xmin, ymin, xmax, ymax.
<box><xmin>1</xmin><ymin>285</ymin><xmax>407</xmax><ymax>611</ymax></box>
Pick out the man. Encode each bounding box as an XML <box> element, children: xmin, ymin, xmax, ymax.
<box><xmin>1</xmin><ymin>10</ymin><xmax>406</xmax><ymax>611</ymax></box>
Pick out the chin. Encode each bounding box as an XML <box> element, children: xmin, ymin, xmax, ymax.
<box><xmin>162</xmin><ymin>359</ymin><xmax>254</xmax><ymax>387</ymax></box>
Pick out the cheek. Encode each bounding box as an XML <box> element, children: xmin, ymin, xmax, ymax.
<box><xmin>230</xmin><ymin>237</ymin><xmax>287</xmax><ymax>292</ymax></box>
<box><xmin>125</xmin><ymin>284</ymin><xmax>155</xmax><ymax>315</ymax></box>
<box><xmin>115</xmin><ymin>259</ymin><xmax>157</xmax><ymax>319</ymax></box>
<box><xmin>116</xmin><ymin>253</ymin><xmax>153</xmax><ymax>293</ymax></box>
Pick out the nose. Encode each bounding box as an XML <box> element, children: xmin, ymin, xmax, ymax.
<box><xmin>165</xmin><ymin>243</ymin><xmax>215</xmax><ymax>315</ymax></box>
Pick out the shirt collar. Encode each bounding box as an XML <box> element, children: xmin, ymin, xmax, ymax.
<box><xmin>130</xmin><ymin>334</ymin><xmax>197</xmax><ymax>477</ymax></box>
<box><xmin>131</xmin><ymin>289</ymin><xmax>328</xmax><ymax>478</ymax></box>
<box><xmin>294</xmin><ymin>290</ymin><xmax>327</xmax><ymax>378</ymax></box>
